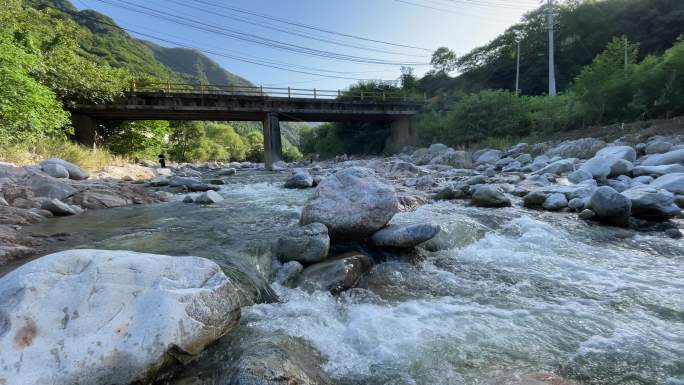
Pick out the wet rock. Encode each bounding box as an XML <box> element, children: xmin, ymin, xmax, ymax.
<box><xmin>632</xmin><ymin>175</ymin><xmax>654</xmax><ymax>185</ymax></box>
<box><xmin>183</xmin><ymin>195</ymin><xmax>195</xmax><ymax>203</ymax></box>
<box><xmin>41</xmin><ymin>163</ymin><xmax>69</xmax><ymax>179</ymax></box>
<box><xmin>579</xmin><ymin>156</ymin><xmax>633</xmax><ymax>180</ymax></box>
<box><xmin>0</xmin><ymin>195</ymin><xmax>7</xmax><ymax>206</ymax></box>
<box><xmin>567</xmin><ymin>169</ymin><xmax>593</xmax><ymax>184</ymax></box>
<box><xmin>194</xmin><ymin>190</ymin><xmax>224</xmax><ymax>204</ymax></box>
<box><xmin>533</xmin><ymin>158</ymin><xmax>576</xmax><ymax>176</ymax></box>
<box><xmin>187</xmin><ymin>183</ymin><xmax>216</xmax><ymax>192</ymax></box>
<box><xmin>284</xmin><ymin>168</ymin><xmax>314</xmax><ymax>189</ymax></box>
<box><xmin>68</xmin><ymin>184</ymin><xmax>161</xmax><ymax>209</ymax></box>
<box><xmin>515</xmin><ymin>153</ymin><xmax>533</xmax><ymax>165</ymax></box>
<box><xmin>389</xmin><ymin>161</ymin><xmax>423</xmax><ymax>176</ymax></box>
<box><xmin>273</xmin><ymin>223</ymin><xmax>330</xmax><ymax>264</ymax></box>
<box><xmin>640</xmin><ymin>149</ymin><xmax>684</xmax><ymax>166</ymax></box>
<box><xmin>665</xmin><ymin>228</ymin><xmax>682</xmax><ymax>239</ymax></box>
<box><xmin>595</xmin><ymin>145</ymin><xmax>637</xmax><ymax>162</ymax></box>
<box><xmin>471</xmin><ymin>185</ymin><xmax>511</xmax><ymax>208</ymax></box>
<box><xmin>0</xmin><ymin>249</ymin><xmax>241</xmax><ymax>385</ymax></box>
<box><xmin>632</xmin><ymin>164</ymin><xmax>684</xmax><ymax>177</ymax></box>
<box><xmin>523</xmin><ymin>191</ymin><xmax>548</xmax><ymax>207</ymax></box>
<box><xmin>587</xmin><ymin>186</ymin><xmax>632</xmax><ymax>227</ymax></box>
<box><xmin>502</xmin><ymin>161</ymin><xmax>522</xmax><ymax>172</ymax></box>
<box><xmin>542</xmin><ymin>193</ymin><xmax>568</xmax><ymax>211</ymax></box>
<box><xmin>546</xmin><ymin>138</ymin><xmax>606</xmax><ymax>159</ymax></box>
<box><xmin>300</xmin><ymin>167</ymin><xmax>399</xmax><ymax>241</ymax></box>
<box><xmin>226</xmin><ymin>334</ymin><xmax>336</xmax><ymax>385</ymax></box>
<box><xmin>578</xmin><ymin>209</ymin><xmax>596</xmax><ymax>220</ymax></box>
<box><xmin>40</xmin><ymin>199</ymin><xmax>83</xmax><ymax>216</ymax></box>
<box><xmin>273</xmin><ymin>261</ymin><xmax>304</xmax><ymax>286</ymax></box>
<box><xmin>675</xmin><ymin>195</ymin><xmax>684</xmax><ymax>208</ymax></box>
<box><xmin>40</xmin><ymin>158</ymin><xmax>90</xmax><ymax>180</ymax></box>
<box><xmin>370</xmin><ymin>223</ymin><xmax>440</xmax><ymax>248</ymax></box>
<box><xmin>649</xmin><ymin>173</ymin><xmax>684</xmax><ymax>195</ymax></box>
<box><xmin>467</xmin><ymin>175</ymin><xmax>488</xmax><ymax>185</ymax></box>
<box><xmin>433</xmin><ymin>183</ymin><xmax>471</xmax><ymax>200</ymax></box>
<box><xmin>169</xmin><ymin>176</ymin><xmax>201</xmax><ymax>188</ymax></box>
<box><xmin>218</xmin><ymin>167</ymin><xmax>237</xmax><ymax>176</ymax></box>
<box><xmin>430</xmin><ymin>149</ymin><xmax>471</xmax><ymax>168</ymax></box>
<box><xmin>606</xmin><ymin>179</ymin><xmax>630</xmax><ymax>193</ymax></box>
<box><xmin>645</xmin><ymin>141</ymin><xmax>673</xmax><ymax>155</ymax></box>
<box><xmin>149</xmin><ymin>176</ymin><xmax>170</xmax><ymax>187</ymax></box>
<box><xmin>621</xmin><ymin>185</ymin><xmax>681</xmax><ymax>220</ymax></box>
<box><xmin>296</xmin><ymin>252</ymin><xmax>371</xmax><ymax>294</ymax></box>
<box><xmin>568</xmin><ymin>197</ymin><xmax>586</xmax><ymax>211</ymax></box>
<box><xmin>474</xmin><ymin>149</ymin><xmax>503</xmax><ymax>164</ymax></box>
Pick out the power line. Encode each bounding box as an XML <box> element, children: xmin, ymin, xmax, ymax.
<box><xmin>44</xmin><ymin>5</ymin><xmax>397</xmax><ymax>82</ymax></box>
<box><xmin>92</xmin><ymin>0</ymin><xmax>430</xmax><ymax>66</ymax></box>
<box><xmin>165</xmin><ymin>0</ymin><xmax>429</xmax><ymax>58</ymax></box>
<box><xmin>188</xmin><ymin>0</ymin><xmax>431</xmax><ymax>52</ymax></box>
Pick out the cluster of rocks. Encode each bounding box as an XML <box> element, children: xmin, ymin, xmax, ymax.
<box><xmin>0</xmin><ymin>159</ymin><xmax>167</xmax><ymax>264</ymax></box>
<box><xmin>272</xmin><ymin>167</ymin><xmax>440</xmax><ymax>294</ymax></box>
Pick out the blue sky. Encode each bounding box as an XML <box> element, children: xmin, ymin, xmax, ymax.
<box><xmin>72</xmin><ymin>0</ymin><xmax>541</xmax><ymax>91</ymax></box>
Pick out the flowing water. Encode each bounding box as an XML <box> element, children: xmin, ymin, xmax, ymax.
<box><xmin>23</xmin><ymin>170</ymin><xmax>684</xmax><ymax>385</ymax></box>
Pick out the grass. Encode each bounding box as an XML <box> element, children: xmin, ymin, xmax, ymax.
<box><xmin>0</xmin><ymin>138</ymin><xmax>130</xmax><ymax>171</ymax></box>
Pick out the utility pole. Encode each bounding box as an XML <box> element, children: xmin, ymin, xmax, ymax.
<box><xmin>515</xmin><ymin>40</ymin><xmax>521</xmax><ymax>94</ymax></box>
<box><xmin>547</xmin><ymin>0</ymin><xmax>557</xmax><ymax>96</ymax></box>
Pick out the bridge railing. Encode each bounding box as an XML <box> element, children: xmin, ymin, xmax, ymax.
<box><xmin>129</xmin><ymin>81</ymin><xmax>426</xmax><ymax>102</ymax></box>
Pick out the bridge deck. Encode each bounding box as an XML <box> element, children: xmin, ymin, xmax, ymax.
<box><xmin>75</xmin><ymin>91</ymin><xmax>424</xmax><ymax>122</ymax></box>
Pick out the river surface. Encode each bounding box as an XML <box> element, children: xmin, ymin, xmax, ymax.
<box><xmin>24</xmin><ymin>170</ymin><xmax>684</xmax><ymax>385</ymax></box>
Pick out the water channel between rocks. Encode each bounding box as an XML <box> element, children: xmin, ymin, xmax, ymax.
<box><xmin>21</xmin><ymin>171</ymin><xmax>684</xmax><ymax>385</ymax></box>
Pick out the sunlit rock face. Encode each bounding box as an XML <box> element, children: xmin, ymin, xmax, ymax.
<box><xmin>0</xmin><ymin>249</ymin><xmax>241</xmax><ymax>385</ymax></box>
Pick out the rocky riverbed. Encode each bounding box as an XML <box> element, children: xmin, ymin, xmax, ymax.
<box><xmin>1</xmin><ymin>133</ymin><xmax>683</xmax><ymax>385</ymax></box>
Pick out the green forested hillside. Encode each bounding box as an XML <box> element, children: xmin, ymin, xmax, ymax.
<box><xmin>26</xmin><ymin>0</ymin><xmax>252</xmax><ymax>86</ymax></box>
<box><xmin>419</xmin><ymin>0</ymin><xmax>684</xmax><ymax>98</ymax></box>
<box><xmin>143</xmin><ymin>42</ymin><xmax>252</xmax><ymax>87</ymax></box>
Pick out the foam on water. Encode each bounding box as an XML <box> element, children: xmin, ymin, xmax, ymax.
<box><xmin>245</xmin><ymin>212</ymin><xmax>684</xmax><ymax>384</ymax></box>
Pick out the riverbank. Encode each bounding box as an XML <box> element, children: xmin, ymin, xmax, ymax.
<box><xmin>1</xmin><ymin>132</ymin><xmax>683</xmax><ymax>384</ymax></box>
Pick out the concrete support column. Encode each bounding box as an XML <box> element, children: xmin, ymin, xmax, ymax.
<box><xmin>71</xmin><ymin>113</ymin><xmax>98</xmax><ymax>147</ymax></box>
<box><xmin>385</xmin><ymin>117</ymin><xmax>417</xmax><ymax>153</ymax></box>
<box><xmin>262</xmin><ymin>111</ymin><xmax>283</xmax><ymax>170</ymax></box>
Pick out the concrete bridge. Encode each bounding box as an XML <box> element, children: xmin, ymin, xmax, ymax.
<box><xmin>72</xmin><ymin>83</ymin><xmax>425</xmax><ymax>169</ymax></box>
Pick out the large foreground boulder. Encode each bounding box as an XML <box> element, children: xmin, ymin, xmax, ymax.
<box><xmin>300</xmin><ymin>167</ymin><xmax>399</xmax><ymax>241</ymax></box>
<box><xmin>587</xmin><ymin>186</ymin><xmax>632</xmax><ymax>227</ymax></box>
<box><xmin>40</xmin><ymin>158</ymin><xmax>90</xmax><ymax>180</ymax></box>
<box><xmin>0</xmin><ymin>249</ymin><xmax>241</xmax><ymax>385</ymax></box>
<box><xmin>621</xmin><ymin>186</ymin><xmax>681</xmax><ymax>220</ymax></box>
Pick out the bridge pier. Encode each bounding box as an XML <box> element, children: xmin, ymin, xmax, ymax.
<box><xmin>71</xmin><ymin>113</ymin><xmax>98</xmax><ymax>147</ymax></box>
<box><xmin>262</xmin><ymin>111</ymin><xmax>283</xmax><ymax>170</ymax></box>
<box><xmin>385</xmin><ymin>117</ymin><xmax>417</xmax><ymax>152</ymax></box>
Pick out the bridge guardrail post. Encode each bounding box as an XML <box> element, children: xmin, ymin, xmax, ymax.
<box><xmin>260</xmin><ymin>85</ymin><xmax>264</xmax><ymax>97</ymax></box>
<box><xmin>288</xmin><ymin>87</ymin><xmax>291</xmax><ymax>99</ymax></box>
<box><xmin>314</xmin><ymin>88</ymin><xmax>317</xmax><ymax>99</ymax></box>
<box><xmin>360</xmin><ymin>90</ymin><xmax>364</xmax><ymax>101</ymax></box>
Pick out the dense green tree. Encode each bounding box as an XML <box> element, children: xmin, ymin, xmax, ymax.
<box><xmin>430</xmin><ymin>47</ymin><xmax>458</xmax><ymax>74</ymax></box>
<box><xmin>108</xmin><ymin>120</ymin><xmax>171</xmax><ymax>160</ymax></box>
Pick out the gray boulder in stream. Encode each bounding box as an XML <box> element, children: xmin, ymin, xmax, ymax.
<box><xmin>471</xmin><ymin>185</ymin><xmax>512</xmax><ymax>208</ymax></box>
<box><xmin>0</xmin><ymin>249</ymin><xmax>241</xmax><ymax>385</ymax></box>
<box><xmin>299</xmin><ymin>167</ymin><xmax>399</xmax><ymax>241</ymax></box>
<box><xmin>370</xmin><ymin>223</ymin><xmax>440</xmax><ymax>248</ymax></box>
<box><xmin>273</xmin><ymin>223</ymin><xmax>330</xmax><ymax>264</ymax></box>
<box><xmin>284</xmin><ymin>168</ymin><xmax>314</xmax><ymax>189</ymax></box>
<box><xmin>586</xmin><ymin>186</ymin><xmax>632</xmax><ymax>227</ymax></box>
<box><xmin>297</xmin><ymin>252</ymin><xmax>371</xmax><ymax>294</ymax></box>
<box><xmin>621</xmin><ymin>185</ymin><xmax>681</xmax><ymax>220</ymax></box>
